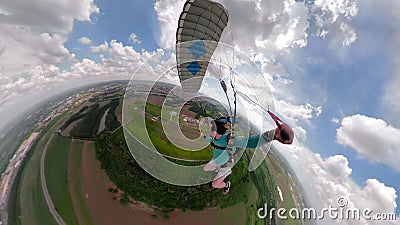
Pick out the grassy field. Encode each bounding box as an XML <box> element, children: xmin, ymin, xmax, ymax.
<box><xmin>245</xmin><ymin>182</ymin><xmax>263</xmax><ymax>225</ymax></box>
<box><xmin>9</xmin><ymin>112</ymin><xmax>73</xmax><ymax>225</ymax></box>
<box><xmin>44</xmin><ymin>134</ymin><xmax>79</xmax><ymax>225</ymax></box>
<box><xmin>265</xmin><ymin>154</ymin><xmax>301</xmax><ymax>225</ymax></box>
<box><xmin>68</xmin><ymin>140</ymin><xmax>98</xmax><ymax>225</ymax></box>
<box><xmin>17</xmin><ymin>134</ymin><xmax>57</xmax><ymax>225</ymax></box>
<box><xmin>125</xmin><ymin>102</ymin><xmax>213</xmax><ymax>160</ymax></box>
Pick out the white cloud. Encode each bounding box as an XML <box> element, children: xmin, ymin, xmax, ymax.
<box><xmin>154</xmin><ymin>0</ymin><xmax>183</xmax><ymax>48</ymax></box>
<box><xmin>337</xmin><ymin>114</ymin><xmax>400</xmax><ymax>171</ymax></box>
<box><xmin>276</xmin><ymin>144</ymin><xmax>399</xmax><ymax>225</ymax></box>
<box><xmin>155</xmin><ymin>0</ymin><xmax>357</xmax><ymax>55</ymax></box>
<box><xmin>90</xmin><ymin>42</ymin><xmax>109</xmax><ymax>53</ymax></box>
<box><xmin>332</xmin><ymin>117</ymin><xmax>340</xmax><ymax>124</ymax></box>
<box><xmin>78</xmin><ymin>36</ymin><xmax>92</xmax><ymax>45</ymax></box>
<box><xmin>0</xmin><ymin>39</ymin><xmax>174</xmax><ymax>108</ymax></box>
<box><xmin>276</xmin><ymin>100</ymin><xmax>322</xmax><ymax>123</ymax></box>
<box><xmin>339</xmin><ymin>22</ymin><xmax>357</xmax><ymax>46</ymax></box>
<box><xmin>70</xmin><ymin>58</ymin><xmax>102</xmax><ymax>76</ymax></box>
<box><xmin>314</xmin><ymin>0</ymin><xmax>358</xmax><ymax>22</ymax></box>
<box><xmin>0</xmin><ymin>0</ymin><xmax>99</xmax><ymax>77</ymax></box>
<box><xmin>129</xmin><ymin>33</ymin><xmax>142</xmax><ymax>44</ymax></box>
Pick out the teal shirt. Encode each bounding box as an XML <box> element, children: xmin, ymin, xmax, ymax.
<box><xmin>205</xmin><ymin>133</ymin><xmax>271</xmax><ymax>165</ymax></box>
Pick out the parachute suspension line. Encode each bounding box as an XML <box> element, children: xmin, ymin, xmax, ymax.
<box><xmin>228</xmin><ymin>28</ymin><xmax>236</xmax><ymax>132</ymax></box>
<box><xmin>230</xmin><ymin>29</ymin><xmax>235</xmax><ymax>72</ymax></box>
<box><xmin>230</xmin><ymin>70</ymin><xmax>237</xmax><ymax>135</ymax></box>
<box><xmin>236</xmin><ymin>91</ymin><xmax>283</xmax><ymax>128</ymax></box>
<box><xmin>236</xmin><ymin>91</ymin><xmax>269</xmax><ymax>113</ymax></box>
<box><xmin>226</xmin><ymin>68</ymin><xmax>237</xmax><ymax>164</ymax></box>
<box><xmin>219</xmin><ymin>80</ymin><xmax>233</xmax><ymax>117</ymax></box>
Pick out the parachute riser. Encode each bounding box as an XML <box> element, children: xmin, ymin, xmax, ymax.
<box><xmin>219</xmin><ymin>70</ymin><xmax>237</xmax><ymax>164</ymax></box>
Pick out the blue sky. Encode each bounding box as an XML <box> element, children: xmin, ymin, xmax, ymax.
<box><xmin>0</xmin><ymin>0</ymin><xmax>399</xmax><ymax>222</ymax></box>
<box><xmin>277</xmin><ymin>6</ymin><xmax>400</xmax><ymax>213</ymax></box>
<box><xmin>65</xmin><ymin>0</ymin><xmax>159</xmax><ymax>61</ymax></box>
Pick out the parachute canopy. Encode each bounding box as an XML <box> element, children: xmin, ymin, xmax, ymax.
<box><xmin>176</xmin><ymin>0</ymin><xmax>229</xmax><ymax>92</ymax></box>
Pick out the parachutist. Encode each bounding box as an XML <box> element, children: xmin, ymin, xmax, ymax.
<box><xmin>203</xmin><ymin>117</ymin><xmax>294</xmax><ymax>194</ymax></box>
<box><xmin>175</xmin><ymin>0</ymin><xmax>294</xmax><ymax>191</ymax></box>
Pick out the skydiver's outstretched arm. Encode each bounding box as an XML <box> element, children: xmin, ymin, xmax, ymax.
<box><xmin>234</xmin><ymin>131</ymin><xmax>273</xmax><ymax>149</ymax></box>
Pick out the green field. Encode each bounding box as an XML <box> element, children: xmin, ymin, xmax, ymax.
<box><xmin>44</xmin><ymin>134</ymin><xmax>79</xmax><ymax>225</ymax></box>
<box><xmin>125</xmin><ymin>102</ymin><xmax>213</xmax><ymax>161</ymax></box>
<box><xmin>266</xmin><ymin>154</ymin><xmax>301</xmax><ymax>225</ymax></box>
<box><xmin>8</xmin><ymin>112</ymin><xmax>74</xmax><ymax>225</ymax></box>
<box><xmin>245</xmin><ymin>182</ymin><xmax>263</xmax><ymax>225</ymax></box>
<box><xmin>16</xmin><ymin>134</ymin><xmax>58</xmax><ymax>225</ymax></box>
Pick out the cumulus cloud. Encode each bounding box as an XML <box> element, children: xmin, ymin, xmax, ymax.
<box><xmin>154</xmin><ymin>0</ymin><xmax>182</xmax><ymax>48</ymax></box>
<box><xmin>155</xmin><ymin>0</ymin><xmax>357</xmax><ymax>54</ymax></box>
<box><xmin>256</xmin><ymin>99</ymin><xmax>320</xmax><ymax>142</ymax></box>
<box><xmin>332</xmin><ymin>117</ymin><xmax>340</xmax><ymax>124</ymax></box>
<box><xmin>0</xmin><ymin>64</ymin><xmax>66</xmax><ymax>107</ymax></box>
<box><xmin>78</xmin><ymin>36</ymin><xmax>92</xmax><ymax>45</ymax></box>
<box><xmin>276</xmin><ymin>100</ymin><xmax>322</xmax><ymax>122</ymax></box>
<box><xmin>0</xmin><ymin>38</ymin><xmax>175</xmax><ymax>108</ymax></box>
<box><xmin>0</xmin><ymin>0</ymin><xmax>99</xmax><ymax>77</ymax></box>
<box><xmin>0</xmin><ymin>0</ymin><xmax>100</xmax><ymax>108</ymax></box>
<box><xmin>68</xmin><ymin>40</ymin><xmax>143</xmax><ymax>78</ymax></box>
<box><xmin>339</xmin><ymin>22</ymin><xmax>357</xmax><ymax>46</ymax></box>
<box><xmin>276</xmin><ymin>144</ymin><xmax>399</xmax><ymax>225</ymax></box>
<box><xmin>336</xmin><ymin>114</ymin><xmax>400</xmax><ymax>171</ymax></box>
<box><xmin>129</xmin><ymin>33</ymin><xmax>142</xmax><ymax>44</ymax></box>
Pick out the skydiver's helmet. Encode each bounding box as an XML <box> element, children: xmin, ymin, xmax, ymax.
<box><xmin>211</xmin><ymin>117</ymin><xmax>232</xmax><ymax>135</ymax></box>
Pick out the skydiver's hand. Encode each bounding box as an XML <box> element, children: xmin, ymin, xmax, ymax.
<box><xmin>274</xmin><ymin>123</ymin><xmax>294</xmax><ymax>144</ymax></box>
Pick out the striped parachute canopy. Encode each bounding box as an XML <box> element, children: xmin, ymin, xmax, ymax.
<box><xmin>176</xmin><ymin>0</ymin><xmax>229</xmax><ymax>93</ymax></box>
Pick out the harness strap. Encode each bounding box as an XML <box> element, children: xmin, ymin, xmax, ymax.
<box><xmin>210</xmin><ymin>133</ymin><xmax>232</xmax><ymax>150</ymax></box>
<box><xmin>210</xmin><ymin>142</ymin><xmax>226</xmax><ymax>150</ymax></box>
